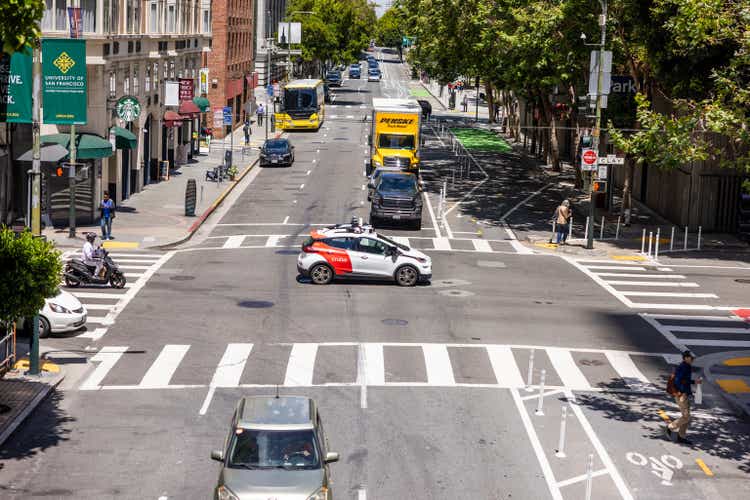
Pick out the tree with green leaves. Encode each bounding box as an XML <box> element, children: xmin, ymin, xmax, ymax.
<box><xmin>1</xmin><ymin>0</ymin><xmax>44</xmax><ymax>55</ymax></box>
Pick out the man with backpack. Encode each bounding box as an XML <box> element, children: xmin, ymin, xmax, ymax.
<box><xmin>665</xmin><ymin>350</ymin><xmax>702</xmax><ymax>445</ymax></box>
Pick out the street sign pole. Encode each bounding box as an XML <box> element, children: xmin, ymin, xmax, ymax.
<box><xmin>68</xmin><ymin>123</ymin><xmax>77</xmax><ymax>238</ymax></box>
<box><xmin>587</xmin><ymin>0</ymin><xmax>607</xmax><ymax>250</ymax></box>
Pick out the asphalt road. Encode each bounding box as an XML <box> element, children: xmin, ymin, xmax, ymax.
<box><xmin>2</xmin><ymin>50</ymin><xmax>749</xmax><ymax>500</ymax></box>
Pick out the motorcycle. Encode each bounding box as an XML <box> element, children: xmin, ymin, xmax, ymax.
<box><xmin>64</xmin><ymin>248</ymin><xmax>127</xmax><ymax>289</ymax></box>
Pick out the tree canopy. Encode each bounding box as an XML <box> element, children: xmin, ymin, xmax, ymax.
<box><xmin>0</xmin><ymin>0</ymin><xmax>44</xmax><ymax>54</ymax></box>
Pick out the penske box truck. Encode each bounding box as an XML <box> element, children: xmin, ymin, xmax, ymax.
<box><xmin>366</xmin><ymin>98</ymin><xmax>422</xmax><ymax>175</ymax></box>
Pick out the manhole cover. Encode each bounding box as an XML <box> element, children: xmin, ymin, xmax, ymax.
<box><xmin>170</xmin><ymin>275</ymin><xmax>195</xmax><ymax>281</ymax></box>
<box><xmin>238</xmin><ymin>300</ymin><xmax>274</xmax><ymax>308</ymax></box>
<box><xmin>382</xmin><ymin>318</ymin><xmax>408</xmax><ymax>326</ymax></box>
<box><xmin>275</xmin><ymin>249</ymin><xmax>298</xmax><ymax>255</ymax></box>
<box><xmin>735</xmin><ymin>279</ymin><xmax>750</xmax><ymax>284</ymax></box>
<box><xmin>0</xmin><ymin>404</ymin><xmax>11</xmax><ymax>415</ymax></box>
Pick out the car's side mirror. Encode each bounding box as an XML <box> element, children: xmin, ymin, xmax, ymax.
<box><xmin>211</xmin><ymin>450</ymin><xmax>225</xmax><ymax>462</ymax></box>
<box><xmin>324</xmin><ymin>452</ymin><xmax>340</xmax><ymax>464</ymax></box>
<box><xmin>367</xmin><ymin>134</ymin><xmax>372</xmax><ymax>145</ymax></box>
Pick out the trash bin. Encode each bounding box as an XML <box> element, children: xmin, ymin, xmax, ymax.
<box><xmin>224</xmin><ymin>150</ymin><xmax>233</xmax><ymax>168</ymax></box>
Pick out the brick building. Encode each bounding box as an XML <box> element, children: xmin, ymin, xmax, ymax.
<box><xmin>208</xmin><ymin>0</ymin><xmax>256</xmax><ymax>139</ymax></box>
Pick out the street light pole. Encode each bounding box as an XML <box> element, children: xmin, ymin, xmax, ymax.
<box><xmin>586</xmin><ymin>0</ymin><xmax>607</xmax><ymax>250</ymax></box>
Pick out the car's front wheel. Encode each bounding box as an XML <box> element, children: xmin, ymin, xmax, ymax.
<box><xmin>395</xmin><ymin>265</ymin><xmax>419</xmax><ymax>287</ymax></box>
<box><xmin>310</xmin><ymin>264</ymin><xmax>334</xmax><ymax>285</ymax></box>
<box><xmin>38</xmin><ymin>316</ymin><xmax>52</xmax><ymax>338</ymax></box>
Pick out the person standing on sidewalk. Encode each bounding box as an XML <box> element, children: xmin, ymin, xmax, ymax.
<box><xmin>665</xmin><ymin>350</ymin><xmax>702</xmax><ymax>445</ymax></box>
<box><xmin>461</xmin><ymin>94</ymin><xmax>468</xmax><ymax>112</ymax></box>
<box><xmin>257</xmin><ymin>104</ymin><xmax>264</xmax><ymax>126</ymax></box>
<box><xmin>553</xmin><ymin>199</ymin><xmax>571</xmax><ymax>244</ymax></box>
<box><xmin>99</xmin><ymin>191</ymin><xmax>115</xmax><ymax>241</ymax></box>
<box><xmin>243</xmin><ymin>119</ymin><xmax>251</xmax><ymax>145</ymax></box>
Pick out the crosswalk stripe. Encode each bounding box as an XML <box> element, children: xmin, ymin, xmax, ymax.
<box><xmin>284</xmin><ymin>343</ymin><xmax>319</xmax><ymax>386</ymax></box>
<box><xmin>363</xmin><ymin>344</ymin><xmax>385</xmax><ymax>385</ymax></box>
<box><xmin>486</xmin><ymin>346</ymin><xmax>525</xmax><ymax>388</ymax></box>
<box><xmin>645</xmin><ymin>314</ymin><xmax>740</xmax><ymax>322</ymax></box>
<box><xmin>67</xmin><ymin>292</ymin><xmax>122</xmax><ymax>300</ymax></box>
<box><xmin>223</xmin><ymin>235</ymin><xmax>246</xmax><ymax>248</ymax></box>
<box><xmin>587</xmin><ymin>265</ymin><xmax>648</xmax><ymax>271</ymax></box>
<box><xmin>140</xmin><ymin>345</ymin><xmax>191</xmax><ymax>388</ymax></box>
<box><xmin>76</xmin><ymin>327</ymin><xmax>107</xmax><ymax>341</ymax></box>
<box><xmin>604</xmin><ymin>351</ymin><xmax>650</xmax><ymax>390</ymax></box>
<box><xmin>81</xmin><ymin>304</ymin><xmax>113</xmax><ymax>310</ymax></box>
<box><xmin>472</xmin><ymin>239</ymin><xmax>493</xmax><ymax>252</ymax></box>
<box><xmin>621</xmin><ymin>291</ymin><xmax>718</xmax><ymax>298</ymax></box>
<box><xmin>80</xmin><ymin>346</ymin><xmax>128</xmax><ymax>390</ymax></box>
<box><xmin>546</xmin><ymin>348</ymin><xmax>591</xmax><ymax>390</ymax></box>
<box><xmin>594</xmin><ymin>273</ymin><xmax>687</xmax><ymax>279</ymax></box>
<box><xmin>603</xmin><ymin>281</ymin><xmax>699</xmax><ymax>287</ymax></box>
<box><xmin>118</xmin><ymin>265</ymin><xmax>153</xmax><ymax>270</ymax></box>
<box><xmin>432</xmin><ymin>237</ymin><xmax>451</xmax><ymax>250</ymax></box>
<box><xmin>85</xmin><ymin>316</ymin><xmax>109</xmax><ymax>324</ymax></box>
<box><xmin>669</xmin><ymin>326</ymin><xmax>750</xmax><ymax>334</ymax></box>
<box><xmin>265</xmin><ymin>235</ymin><xmax>283</xmax><ymax>247</ymax></box>
<box><xmin>107</xmin><ymin>253</ymin><xmax>162</xmax><ymax>258</ymax></box>
<box><xmin>210</xmin><ymin>344</ymin><xmax>253</xmax><ymax>387</ymax></box>
<box><xmin>113</xmin><ymin>259</ymin><xmax>161</xmax><ymax>264</ymax></box>
<box><xmin>422</xmin><ymin>344</ymin><xmax>456</xmax><ymax>386</ymax></box>
<box><xmin>123</xmin><ymin>273</ymin><xmax>145</xmax><ymax>278</ymax></box>
<box><xmin>682</xmin><ymin>339</ymin><xmax>750</xmax><ymax>347</ymax></box>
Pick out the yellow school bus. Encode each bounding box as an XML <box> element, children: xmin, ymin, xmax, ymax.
<box><xmin>275</xmin><ymin>79</ymin><xmax>326</xmax><ymax>130</ymax></box>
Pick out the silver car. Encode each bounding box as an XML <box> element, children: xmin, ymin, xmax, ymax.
<box><xmin>212</xmin><ymin>396</ymin><xmax>339</xmax><ymax>500</ymax></box>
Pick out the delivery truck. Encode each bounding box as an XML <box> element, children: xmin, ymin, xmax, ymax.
<box><xmin>366</xmin><ymin>98</ymin><xmax>422</xmax><ymax>175</ymax></box>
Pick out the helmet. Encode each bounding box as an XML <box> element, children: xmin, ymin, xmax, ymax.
<box><xmin>86</xmin><ymin>233</ymin><xmax>96</xmax><ymax>243</ymax></box>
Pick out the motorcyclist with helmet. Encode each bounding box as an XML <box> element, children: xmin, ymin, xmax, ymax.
<box><xmin>82</xmin><ymin>233</ymin><xmax>105</xmax><ymax>278</ymax></box>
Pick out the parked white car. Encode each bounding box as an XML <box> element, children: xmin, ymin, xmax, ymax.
<box><xmin>19</xmin><ymin>289</ymin><xmax>87</xmax><ymax>338</ymax></box>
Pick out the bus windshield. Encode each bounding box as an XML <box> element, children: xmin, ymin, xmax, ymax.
<box><xmin>283</xmin><ymin>88</ymin><xmax>318</xmax><ymax>111</ymax></box>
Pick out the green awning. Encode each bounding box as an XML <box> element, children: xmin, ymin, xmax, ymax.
<box><xmin>193</xmin><ymin>96</ymin><xmax>210</xmax><ymax>112</ymax></box>
<box><xmin>112</xmin><ymin>126</ymin><xmax>137</xmax><ymax>149</ymax></box>
<box><xmin>41</xmin><ymin>132</ymin><xmax>114</xmax><ymax>160</ymax></box>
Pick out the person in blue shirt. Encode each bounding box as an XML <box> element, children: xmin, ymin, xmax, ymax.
<box><xmin>100</xmin><ymin>191</ymin><xmax>115</xmax><ymax>240</ymax></box>
<box><xmin>666</xmin><ymin>350</ymin><xmax>702</xmax><ymax>445</ymax></box>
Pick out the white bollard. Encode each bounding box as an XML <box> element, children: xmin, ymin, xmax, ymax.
<box><xmin>551</xmin><ymin>221</ymin><xmax>556</xmax><ymax>243</ymax></box>
<box><xmin>600</xmin><ymin>216</ymin><xmax>605</xmax><ymax>239</ymax></box>
<box><xmin>695</xmin><ymin>380</ymin><xmax>703</xmax><ymax>405</ymax></box>
<box><xmin>641</xmin><ymin>228</ymin><xmax>646</xmax><ymax>253</ymax></box>
<box><xmin>555</xmin><ymin>406</ymin><xmax>568</xmax><ymax>458</ymax></box>
<box><xmin>647</xmin><ymin>231</ymin><xmax>653</xmax><ymax>257</ymax></box>
<box><xmin>670</xmin><ymin>226</ymin><xmax>675</xmax><ymax>251</ymax></box>
<box><xmin>615</xmin><ymin>216</ymin><xmax>621</xmax><ymax>239</ymax></box>
<box><xmin>697</xmin><ymin>226</ymin><xmax>702</xmax><ymax>250</ymax></box>
<box><xmin>568</xmin><ymin>216</ymin><xmax>573</xmax><ymax>240</ymax></box>
<box><xmin>584</xmin><ymin>216</ymin><xmax>590</xmax><ymax>241</ymax></box>
<box><xmin>684</xmin><ymin>226</ymin><xmax>688</xmax><ymax>250</ymax></box>
<box><xmin>525</xmin><ymin>349</ymin><xmax>535</xmax><ymax>392</ymax></box>
<box><xmin>584</xmin><ymin>453</ymin><xmax>595</xmax><ymax>500</ymax></box>
<box><xmin>655</xmin><ymin>228</ymin><xmax>660</xmax><ymax>259</ymax></box>
<box><xmin>535</xmin><ymin>369</ymin><xmax>546</xmax><ymax>416</ymax></box>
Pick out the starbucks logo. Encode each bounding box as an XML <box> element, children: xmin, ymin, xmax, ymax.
<box><xmin>116</xmin><ymin>96</ymin><xmax>141</xmax><ymax>122</ymax></box>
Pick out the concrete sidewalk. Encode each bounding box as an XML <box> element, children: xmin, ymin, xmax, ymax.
<box><xmin>700</xmin><ymin>345</ymin><xmax>750</xmax><ymax>419</ymax></box>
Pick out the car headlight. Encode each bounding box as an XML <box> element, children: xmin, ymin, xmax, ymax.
<box><xmin>307</xmin><ymin>487</ymin><xmax>328</xmax><ymax>500</ymax></box>
<box><xmin>48</xmin><ymin>303</ymin><xmax>71</xmax><ymax>314</ymax></box>
<box><xmin>216</xmin><ymin>485</ymin><xmax>239</xmax><ymax>500</ymax></box>
<box><xmin>414</xmin><ymin>256</ymin><xmax>428</xmax><ymax>264</ymax></box>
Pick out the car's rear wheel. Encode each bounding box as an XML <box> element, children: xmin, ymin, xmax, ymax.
<box><xmin>310</xmin><ymin>264</ymin><xmax>334</xmax><ymax>285</ymax></box>
<box><xmin>38</xmin><ymin>316</ymin><xmax>51</xmax><ymax>338</ymax></box>
<box><xmin>395</xmin><ymin>265</ymin><xmax>419</xmax><ymax>287</ymax></box>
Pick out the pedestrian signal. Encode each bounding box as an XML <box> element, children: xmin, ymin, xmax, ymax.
<box><xmin>55</xmin><ymin>166</ymin><xmax>64</xmax><ymax>177</ymax></box>
<box><xmin>592</xmin><ymin>180</ymin><xmax>607</xmax><ymax>193</ymax></box>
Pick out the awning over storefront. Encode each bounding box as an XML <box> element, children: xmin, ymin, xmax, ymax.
<box><xmin>163</xmin><ymin>110</ymin><xmax>186</xmax><ymax>128</ymax></box>
<box><xmin>16</xmin><ymin>144</ymin><xmax>69</xmax><ymax>162</ymax></box>
<box><xmin>179</xmin><ymin>100</ymin><xmax>201</xmax><ymax>116</ymax></box>
<box><xmin>40</xmin><ymin>133</ymin><xmax>114</xmax><ymax>160</ymax></box>
<box><xmin>111</xmin><ymin>126</ymin><xmax>137</xmax><ymax>149</ymax></box>
<box><xmin>193</xmin><ymin>96</ymin><xmax>210</xmax><ymax>112</ymax></box>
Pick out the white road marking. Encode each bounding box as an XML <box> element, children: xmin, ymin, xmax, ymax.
<box><xmin>644</xmin><ymin>313</ymin><xmax>740</xmax><ymax>322</ymax></box>
<box><xmin>79</xmin><ymin>346</ymin><xmax>128</xmax><ymax>390</ymax></box>
<box><xmin>587</xmin><ymin>265</ymin><xmax>648</xmax><ymax>271</ymax></box>
<box><xmin>556</xmin><ymin>469</ymin><xmax>609</xmax><ymax>488</ymax></box>
<box><xmin>81</xmin><ymin>303</ymin><xmax>115</xmax><ymax>310</ymax></box>
<box><xmin>391</xmin><ymin>236</ymin><xmax>410</xmax><ymax>247</ymax></box>
<box><xmin>77</xmin><ymin>327</ymin><xmax>108</xmax><ymax>341</ymax></box>
<box><xmin>105</xmin><ymin>253</ymin><xmax>162</xmax><ymax>258</ymax></box>
<box><xmin>361</xmin><ymin>184</ymin><xmax>365</xmax><ymax>191</ymax></box>
<box><xmin>682</xmin><ymin>339</ymin><xmax>750</xmax><ymax>347</ymax></box>
<box><xmin>364</xmin><ymin>343</ymin><xmax>385</xmax><ymax>385</ymax></box>
<box><xmin>621</xmin><ymin>291</ymin><xmax>718</xmax><ymax>298</ymax></box>
<box><xmin>209</xmin><ymin>344</ymin><xmax>254</xmax><ymax>388</ymax></box>
<box><xmin>668</xmin><ymin>326</ymin><xmax>749</xmax><ymax>334</ymax></box>
<box><xmin>306</xmin><ymin>170</ymin><xmax>311</xmax><ymax>175</ymax></box>
<box><xmin>357</xmin><ymin>344</ymin><xmax>368</xmax><ymax>409</ymax></box>
<box><xmin>117</xmin><ymin>264</ymin><xmax>153</xmax><ymax>270</ymax></box>
<box><xmin>603</xmin><ymin>280</ymin><xmax>699</xmax><ymax>287</ymax></box>
<box><xmin>486</xmin><ymin>346</ymin><xmax>525</xmax><ymax>387</ymax></box>
<box><xmin>122</xmin><ymin>272</ymin><xmax>145</xmax><ymax>278</ymax></box>
<box><xmin>546</xmin><ymin>348</ymin><xmax>591</xmax><ymax>390</ymax></box>
<box><xmin>67</xmin><ymin>292</ymin><xmax>122</xmax><ymax>300</ymax></box>
<box><xmin>423</xmin><ymin>191</ymin><xmax>442</xmax><ymax>238</ymax></box>
<box><xmin>604</xmin><ymin>351</ymin><xmax>650</xmax><ymax>390</ymax></box>
<box><xmin>284</xmin><ymin>343</ymin><xmax>319</xmax><ymax>386</ymax></box>
<box><xmin>639</xmin><ymin>314</ymin><xmax>688</xmax><ymax>352</ymax></box>
<box><xmin>504</xmin><ymin>226</ymin><xmax>533</xmax><ymax>255</ymax></box>
<box><xmin>140</xmin><ymin>345</ymin><xmax>190</xmax><ymax>388</ymax></box>
<box><xmin>565</xmin><ymin>257</ymin><xmax>635</xmax><ymax>308</ymax></box>
<box><xmin>299</xmin><ymin>183</ymin><xmax>305</xmax><ymax>190</ymax></box>
<box><xmin>422</xmin><ymin>344</ymin><xmax>456</xmax><ymax>385</ymax></box>
<box><xmin>472</xmin><ymin>239</ymin><xmax>493</xmax><ymax>253</ymax></box>
<box><xmin>223</xmin><ymin>235</ymin><xmax>246</xmax><ymax>248</ymax></box>
<box><xmin>282</xmin><ymin>216</ymin><xmax>290</xmax><ymax>224</ymax></box>
<box><xmin>432</xmin><ymin>237</ymin><xmax>451</xmax><ymax>251</ymax></box>
<box><xmin>265</xmin><ymin>235</ymin><xmax>283</xmax><ymax>247</ymax></box>
<box><xmin>656</xmin><ymin>267</ymin><xmax>673</xmax><ymax>271</ymax></box>
<box><xmin>595</xmin><ymin>273</ymin><xmax>687</xmax><ymax>279</ymax></box>
<box><xmin>112</xmin><ymin>258</ymin><xmax>163</xmax><ymax>264</ymax></box>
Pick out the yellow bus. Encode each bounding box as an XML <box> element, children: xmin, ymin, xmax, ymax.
<box><xmin>274</xmin><ymin>79</ymin><xmax>326</xmax><ymax>130</ymax></box>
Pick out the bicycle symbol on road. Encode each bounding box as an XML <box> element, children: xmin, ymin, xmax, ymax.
<box><xmin>626</xmin><ymin>452</ymin><xmax>683</xmax><ymax>486</ymax></box>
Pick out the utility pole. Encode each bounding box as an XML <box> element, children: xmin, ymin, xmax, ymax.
<box><xmin>31</xmin><ymin>44</ymin><xmax>42</xmax><ymax>237</ymax></box>
<box><xmin>475</xmin><ymin>76</ymin><xmax>480</xmax><ymax>123</ymax></box>
<box><xmin>68</xmin><ymin>123</ymin><xmax>77</xmax><ymax>238</ymax></box>
<box><xmin>586</xmin><ymin>0</ymin><xmax>607</xmax><ymax>250</ymax></box>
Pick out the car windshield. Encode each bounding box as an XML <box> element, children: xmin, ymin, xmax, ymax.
<box><xmin>227</xmin><ymin>429</ymin><xmax>321</xmax><ymax>470</ymax></box>
<box><xmin>283</xmin><ymin>88</ymin><xmax>318</xmax><ymax>111</ymax></box>
<box><xmin>264</xmin><ymin>140</ymin><xmax>289</xmax><ymax>153</ymax></box>
<box><xmin>379</xmin><ymin>175</ymin><xmax>417</xmax><ymax>192</ymax></box>
<box><xmin>379</xmin><ymin>134</ymin><xmax>414</xmax><ymax>149</ymax></box>
<box><xmin>326</xmin><ymin>72</ymin><xmax>339</xmax><ymax>78</ymax></box>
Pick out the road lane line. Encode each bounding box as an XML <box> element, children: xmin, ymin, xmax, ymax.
<box><xmin>358</xmin><ymin>488</ymin><xmax>366</xmax><ymax>500</ymax></box>
<box><xmin>695</xmin><ymin>459</ymin><xmax>714</xmax><ymax>476</ymax></box>
<box><xmin>546</xmin><ymin>348</ymin><xmax>591</xmax><ymax>390</ymax></box>
<box><xmin>639</xmin><ymin>314</ymin><xmax>689</xmax><ymax>352</ymax></box>
<box><xmin>422</xmin><ymin>344</ymin><xmax>456</xmax><ymax>385</ymax></box>
<box><xmin>603</xmin><ymin>280</ymin><xmax>699</xmax><ymax>287</ymax></box>
<box><xmin>77</xmin><ymin>327</ymin><xmax>108</xmax><ymax>341</ymax></box>
<box><xmin>596</xmin><ymin>273</ymin><xmax>687</xmax><ymax>278</ymax></box>
<box><xmin>486</xmin><ymin>346</ymin><xmax>525</xmax><ymax>387</ymax></box>
<box><xmin>621</xmin><ymin>291</ymin><xmax>718</xmax><ymax>298</ymax></box>
<box><xmin>282</xmin><ymin>215</ymin><xmax>290</xmax><ymax>224</ymax></box>
<box><xmin>210</xmin><ymin>344</ymin><xmax>253</xmax><ymax>387</ymax></box>
<box><xmin>79</xmin><ymin>346</ymin><xmax>129</xmax><ymax>390</ymax></box>
<box><xmin>504</xmin><ymin>226</ymin><xmax>533</xmax><ymax>255</ymax></box>
<box><xmin>66</xmin><ymin>292</ymin><xmax>122</xmax><ymax>300</ymax></box>
<box><xmin>586</xmin><ymin>265</ymin><xmax>648</xmax><ymax>271</ymax></box>
<box><xmin>117</xmin><ymin>264</ymin><xmax>153</xmax><ymax>270</ymax></box>
<box><xmin>265</xmin><ymin>235</ymin><xmax>283</xmax><ymax>247</ymax></box>
<box><xmin>422</xmin><ymin>191</ymin><xmax>442</xmax><ymax>238</ymax></box>
<box><xmin>605</xmin><ymin>351</ymin><xmax>650</xmax><ymax>390</ymax></box>
<box><xmin>139</xmin><ymin>345</ymin><xmax>190</xmax><ymax>388</ymax></box>
<box><xmin>357</xmin><ymin>344</ymin><xmax>368</xmax><ymax>408</ymax></box>
<box><xmin>669</xmin><ymin>326</ymin><xmax>749</xmax><ymax>334</ymax></box>
<box><xmin>556</xmin><ymin>469</ymin><xmax>609</xmax><ymax>488</ymax></box>
<box><xmin>223</xmin><ymin>235</ymin><xmax>246</xmax><ymax>248</ymax></box>
<box><xmin>306</xmin><ymin>170</ymin><xmax>311</xmax><ymax>175</ymax></box>
<box><xmin>364</xmin><ymin>344</ymin><xmax>385</xmax><ymax>385</ymax></box>
<box><xmin>644</xmin><ymin>313</ymin><xmax>740</xmax><ymax>321</ymax></box>
<box><xmin>682</xmin><ymin>339</ymin><xmax>750</xmax><ymax>347</ymax></box>
<box><xmin>284</xmin><ymin>343</ymin><xmax>319</xmax><ymax>386</ymax></box>
<box><xmin>472</xmin><ymin>239</ymin><xmax>493</xmax><ymax>252</ymax></box>
<box><xmin>299</xmin><ymin>183</ymin><xmax>305</xmax><ymax>190</ymax></box>
<box><xmin>510</xmin><ymin>388</ymin><xmax>563</xmax><ymax>500</ymax></box>
<box><xmin>81</xmin><ymin>303</ymin><xmax>115</xmax><ymax>310</ymax></box>
<box><xmin>432</xmin><ymin>237</ymin><xmax>451</xmax><ymax>251</ymax></box>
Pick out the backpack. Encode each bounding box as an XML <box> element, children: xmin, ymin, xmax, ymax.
<box><xmin>666</xmin><ymin>371</ymin><xmax>679</xmax><ymax>396</ymax></box>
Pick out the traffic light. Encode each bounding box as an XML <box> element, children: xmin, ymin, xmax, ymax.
<box><xmin>55</xmin><ymin>166</ymin><xmax>64</xmax><ymax>177</ymax></box>
<box><xmin>592</xmin><ymin>180</ymin><xmax>607</xmax><ymax>193</ymax></box>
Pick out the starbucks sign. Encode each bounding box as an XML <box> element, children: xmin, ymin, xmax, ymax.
<box><xmin>116</xmin><ymin>95</ymin><xmax>141</xmax><ymax>122</ymax></box>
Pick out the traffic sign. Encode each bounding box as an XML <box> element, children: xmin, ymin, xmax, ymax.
<box><xmin>223</xmin><ymin>106</ymin><xmax>232</xmax><ymax>125</ymax></box>
<box><xmin>581</xmin><ymin>148</ymin><xmax>598</xmax><ymax>171</ymax></box>
<box><xmin>592</xmin><ymin>180</ymin><xmax>607</xmax><ymax>193</ymax></box>
<box><xmin>598</xmin><ymin>165</ymin><xmax>608</xmax><ymax>179</ymax></box>
<box><xmin>598</xmin><ymin>154</ymin><xmax>625</xmax><ymax>165</ymax></box>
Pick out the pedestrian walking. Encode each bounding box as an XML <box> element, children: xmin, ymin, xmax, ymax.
<box><xmin>99</xmin><ymin>191</ymin><xmax>115</xmax><ymax>240</ymax></box>
<box><xmin>461</xmin><ymin>95</ymin><xmax>468</xmax><ymax>112</ymax></box>
<box><xmin>257</xmin><ymin>104</ymin><xmax>264</xmax><ymax>126</ymax></box>
<box><xmin>243</xmin><ymin>119</ymin><xmax>251</xmax><ymax>145</ymax></box>
<box><xmin>494</xmin><ymin>101</ymin><xmax>501</xmax><ymax>122</ymax></box>
<box><xmin>665</xmin><ymin>350</ymin><xmax>702</xmax><ymax>445</ymax></box>
<box><xmin>553</xmin><ymin>199</ymin><xmax>571</xmax><ymax>244</ymax></box>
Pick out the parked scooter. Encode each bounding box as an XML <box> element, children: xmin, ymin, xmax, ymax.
<box><xmin>64</xmin><ymin>247</ymin><xmax>127</xmax><ymax>289</ymax></box>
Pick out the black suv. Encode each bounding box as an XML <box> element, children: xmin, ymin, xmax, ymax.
<box><xmin>260</xmin><ymin>138</ymin><xmax>295</xmax><ymax>167</ymax></box>
<box><xmin>369</xmin><ymin>172</ymin><xmax>423</xmax><ymax>229</ymax></box>
<box><xmin>325</xmin><ymin>70</ymin><xmax>342</xmax><ymax>87</ymax></box>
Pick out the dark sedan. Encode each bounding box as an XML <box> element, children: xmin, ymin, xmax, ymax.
<box><xmin>260</xmin><ymin>138</ymin><xmax>295</xmax><ymax>167</ymax></box>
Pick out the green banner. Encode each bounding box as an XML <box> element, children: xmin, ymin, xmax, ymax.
<box><xmin>0</xmin><ymin>48</ymin><xmax>33</xmax><ymax>123</ymax></box>
<box><xmin>42</xmin><ymin>38</ymin><xmax>87</xmax><ymax>124</ymax></box>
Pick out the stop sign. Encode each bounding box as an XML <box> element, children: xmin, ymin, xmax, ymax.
<box><xmin>582</xmin><ymin>149</ymin><xmax>597</xmax><ymax>165</ymax></box>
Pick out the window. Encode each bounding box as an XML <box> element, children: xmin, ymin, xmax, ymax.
<box><xmin>123</xmin><ymin>69</ymin><xmax>130</xmax><ymax>95</ymax></box>
<box><xmin>357</xmin><ymin>238</ymin><xmax>388</xmax><ymax>255</ymax></box>
<box><xmin>126</xmin><ymin>0</ymin><xmax>133</xmax><ymax>33</ymax></box>
<box><xmin>378</xmin><ymin>134</ymin><xmax>415</xmax><ymax>150</ymax></box>
<box><xmin>109</xmin><ymin>72</ymin><xmax>116</xmax><ymax>96</ymax></box>
<box><xmin>167</xmin><ymin>5</ymin><xmax>175</xmax><ymax>32</ymax></box>
<box><xmin>150</xmin><ymin>2</ymin><xmax>157</xmax><ymax>32</ymax></box>
<box><xmin>134</xmin><ymin>0</ymin><xmax>141</xmax><ymax>32</ymax></box>
<box><xmin>202</xmin><ymin>9</ymin><xmax>209</xmax><ymax>33</ymax></box>
<box><xmin>227</xmin><ymin>429</ymin><xmax>321</xmax><ymax>470</ymax></box>
<box><xmin>145</xmin><ymin>66</ymin><xmax>151</xmax><ymax>93</ymax></box>
<box><xmin>153</xmin><ymin>62</ymin><xmax>159</xmax><ymax>86</ymax></box>
<box><xmin>103</xmin><ymin>0</ymin><xmax>110</xmax><ymax>32</ymax></box>
<box><xmin>42</xmin><ymin>0</ymin><xmax>53</xmax><ymax>30</ymax></box>
<box><xmin>324</xmin><ymin>238</ymin><xmax>354</xmax><ymax>250</ymax></box>
<box><xmin>81</xmin><ymin>0</ymin><xmax>96</xmax><ymax>32</ymax></box>
<box><xmin>133</xmin><ymin>65</ymin><xmax>140</xmax><ymax>95</ymax></box>
<box><xmin>55</xmin><ymin>0</ymin><xmax>66</xmax><ymax>30</ymax></box>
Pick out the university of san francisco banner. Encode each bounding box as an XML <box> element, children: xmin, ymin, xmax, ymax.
<box><xmin>0</xmin><ymin>48</ymin><xmax>33</xmax><ymax>123</ymax></box>
<box><xmin>42</xmin><ymin>38</ymin><xmax>87</xmax><ymax>124</ymax></box>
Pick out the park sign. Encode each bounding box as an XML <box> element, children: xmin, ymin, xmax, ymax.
<box><xmin>0</xmin><ymin>47</ymin><xmax>33</xmax><ymax>123</ymax></box>
<box><xmin>116</xmin><ymin>96</ymin><xmax>141</xmax><ymax>122</ymax></box>
<box><xmin>42</xmin><ymin>38</ymin><xmax>87</xmax><ymax>125</ymax></box>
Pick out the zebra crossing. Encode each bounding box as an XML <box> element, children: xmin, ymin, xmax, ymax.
<box><xmin>79</xmin><ymin>342</ymin><xmax>676</xmax><ymax>393</ymax></box>
<box><xmin>59</xmin><ymin>250</ymin><xmax>172</xmax><ymax>341</ymax></box>
<box><xmin>640</xmin><ymin>313</ymin><xmax>750</xmax><ymax>355</ymax></box>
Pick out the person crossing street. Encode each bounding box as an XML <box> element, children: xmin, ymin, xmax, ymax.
<box><xmin>257</xmin><ymin>104</ymin><xmax>264</xmax><ymax>126</ymax></box>
<box><xmin>665</xmin><ymin>350</ymin><xmax>702</xmax><ymax>445</ymax></box>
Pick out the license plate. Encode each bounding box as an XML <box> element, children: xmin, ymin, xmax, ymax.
<box><xmin>271</xmin><ymin>159</ymin><xmax>278</xmax><ymax>163</ymax></box>
<box><xmin>392</xmin><ymin>215</ymin><xmax>401</xmax><ymax>220</ymax></box>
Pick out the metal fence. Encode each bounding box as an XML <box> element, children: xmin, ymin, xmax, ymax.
<box><xmin>0</xmin><ymin>324</ymin><xmax>16</xmax><ymax>377</ymax></box>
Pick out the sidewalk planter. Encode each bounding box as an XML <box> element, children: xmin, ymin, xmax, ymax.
<box><xmin>227</xmin><ymin>166</ymin><xmax>239</xmax><ymax>181</ymax></box>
